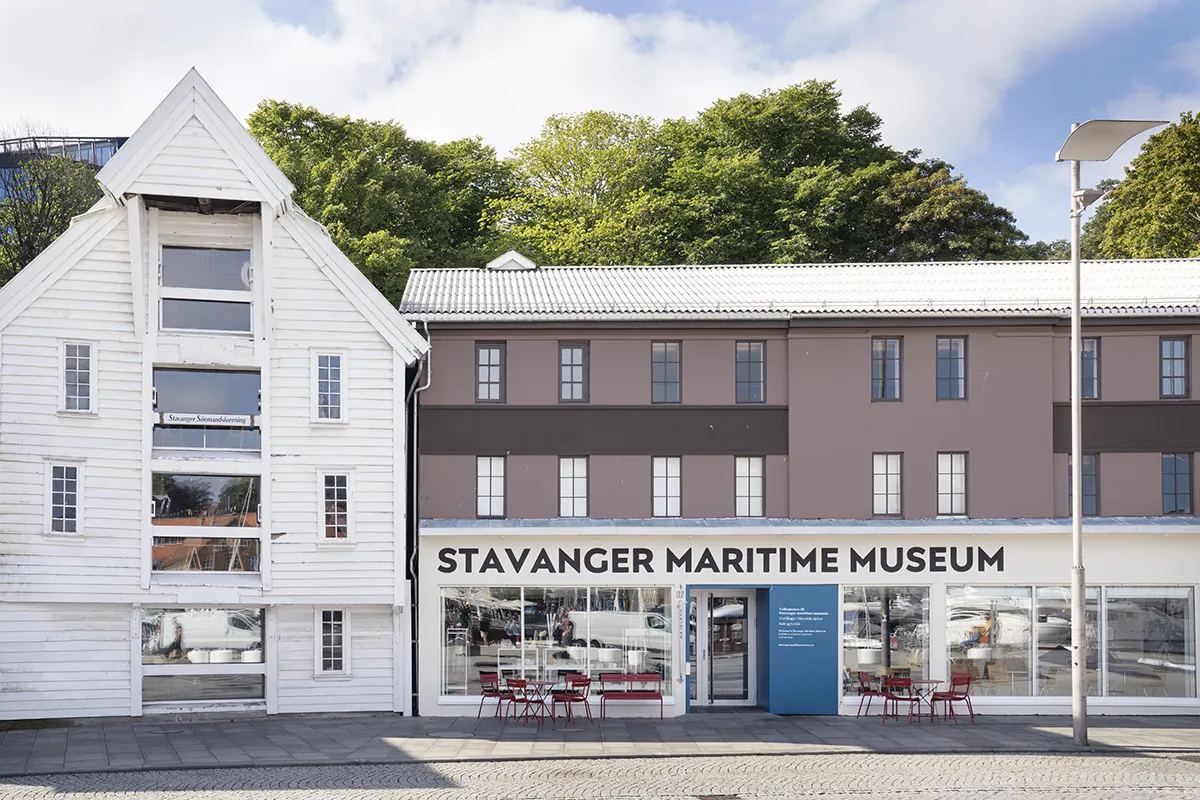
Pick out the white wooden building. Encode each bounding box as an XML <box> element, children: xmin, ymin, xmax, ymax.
<box><xmin>0</xmin><ymin>70</ymin><xmax>428</xmax><ymax>719</ymax></box>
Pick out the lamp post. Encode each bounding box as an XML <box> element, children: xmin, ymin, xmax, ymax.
<box><xmin>1055</xmin><ymin>119</ymin><xmax>1166</xmax><ymax>746</ymax></box>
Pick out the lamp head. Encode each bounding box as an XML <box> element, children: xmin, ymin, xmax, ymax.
<box><xmin>1057</xmin><ymin>119</ymin><xmax>1168</xmax><ymax>162</ymax></box>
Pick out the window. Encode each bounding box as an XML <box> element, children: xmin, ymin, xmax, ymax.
<box><xmin>651</xmin><ymin>342</ymin><xmax>681</xmax><ymax>403</ymax></box>
<box><xmin>62</xmin><ymin>341</ymin><xmax>93</xmax><ymax>412</ymax></box>
<box><xmin>871</xmin><ymin>338</ymin><xmax>901</xmax><ymax>401</ymax></box>
<box><xmin>314</xmin><ymin>353</ymin><xmax>344</xmax><ymax>421</ymax></box>
<box><xmin>1105</xmin><ymin>587</ymin><xmax>1195</xmax><ymax>698</ymax></box>
<box><xmin>1162</xmin><ymin>453</ymin><xmax>1192</xmax><ymax>515</ymax></box>
<box><xmin>946</xmin><ymin>586</ymin><xmax>1032</xmax><ymax>696</ymax></box>
<box><xmin>844</xmin><ymin>586</ymin><xmax>929</xmax><ymax>681</ymax></box>
<box><xmin>476</xmin><ymin>343</ymin><xmax>505</xmax><ymax>403</ymax></box>
<box><xmin>936</xmin><ymin>336</ymin><xmax>967</xmax><ymax>400</ymax></box>
<box><xmin>872</xmin><ymin>453</ymin><xmax>902</xmax><ymax>515</ymax></box>
<box><xmin>1081</xmin><ymin>338</ymin><xmax>1100</xmax><ymax>400</ymax></box>
<box><xmin>735</xmin><ymin>456</ymin><xmax>763</xmax><ymax>517</ymax></box>
<box><xmin>318</xmin><ymin>610</ymin><xmax>348</xmax><ymax>674</ymax></box>
<box><xmin>160</xmin><ymin>246</ymin><xmax>252</xmax><ymax>333</ymax></box>
<box><xmin>47</xmin><ymin>463</ymin><xmax>80</xmax><ymax>534</ymax></box>
<box><xmin>652</xmin><ymin>456</ymin><xmax>681</xmax><ymax>517</ymax></box>
<box><xmin>1068</xmin><ymin>455</ymin><xmax>1099</xmax><ymax>516</ymax></box>
<box><xmin>559</xmin><ymin>343</ymin><xmax>588</xmax><ymax>403</ymax></box>
<box><xmin>1161</xmin><ymin>337</ymin><xmax>1189</xmax><ymax>398</ymax></box>
<box><xmin>140</xmin><ymin>607</ymin><xmax>265</xmax><ymax>702</ymax></box>
<box><xmin>735</xmin><ymin>342</ymin><xmax>765</xmax><ymax>403</ymax></box>
<box><xmin>150</xmin><ymin>473</ymin><xmax>260</xmax><ymax>571</ymax></box>
<box><xmin>477</xmin><ymin>456</ymin><xmax>505</xmax><ymax>518</ymax></box>
<box><xmin>322</xmin><ymin>473</ymin><xmax>350</xmax><ymax>538</ymax></box>
<box><xmin>153</xmin><ymin>369</ymin><xmax>260</xmax><ymax>451</ymax></box>
<box><xmin>152</xmin><ymin>538</ymin><xmax>260</xmax><ymax>572</ymax></box>
<box><xmin>937</xmin><ymin>452</ymin><xmax>967</xmax><ymax>516</ymax></box>
<box><xmin>559</xmin><ymin>457</ymin><xmax>588</xmax><ymax>517</ymax></box>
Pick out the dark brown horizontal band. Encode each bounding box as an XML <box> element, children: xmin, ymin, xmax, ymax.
<box><xmin>1052</xmin><ymin>401</ymin><xmax>1200</xmax><ymax>453</ymax></box>
<box><xmin>419</xmin><ymin>405</ymin><xmax>789</xmax><ymax>455</ymax></box>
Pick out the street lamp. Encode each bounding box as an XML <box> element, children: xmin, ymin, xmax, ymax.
<box><xmin>1056</xmin><ymin>119</ymin><xmax>1166</xmax><ymax>746</ymax></box>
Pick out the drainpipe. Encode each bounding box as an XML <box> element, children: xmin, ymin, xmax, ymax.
<box><xmin>405</xmin><ymin>320</ymin><xmax>431</xmax><ymax>714</ymax></box>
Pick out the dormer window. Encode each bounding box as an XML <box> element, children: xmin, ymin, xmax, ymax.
<box><xmin>160</xmin><ymin>246</ymin><xmax>252</xmax><ymax>333</ymax></box>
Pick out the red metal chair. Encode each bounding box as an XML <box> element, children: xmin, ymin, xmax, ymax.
<box><xmin>477</xmin><ymin>672</ymin><xmax>513</xmax><ymax>719</ymax></box>
<box><xmin>881</xmin><ymin>676</ymin><xmax>921</xmax><ymax>724</ymax></box>
<box><xmin>502</xmin><ymin>678</ymin><xmax>544</xmax><ymax>726</ymax></box>
<box><xmin>550</xmin><ymin>674</ymin><xmax>593</xmax><ymax>724</ymax></box>
<box><xmin>930</xmin><ymin>671</ymin><xmax>975</xmax><ymax>723</ymax></box>
<box><xmin>856</xmin><ymin>671</ymin><xmax>884</xmax><ymax>717</ymax></box>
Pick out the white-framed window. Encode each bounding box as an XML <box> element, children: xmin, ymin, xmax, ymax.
<box><xmin>476</xmin><ymin>343</ymin><xmax>505</xmax><ymax>403</ymax></box>
<box><xmin>872</xmin><ymin>453</ymin><xmax>902</xmax><ymax>515</ymax></box>
<box><xmin>315</xmin><ymin>609</ymin><xmax>350</xmax><ymax>675</ymax></box>
<box><xmin>319</xmin><ymin>471</ymin><xmax>353</xmax><ymax>541</ymax></box>
<box><xmin>60</xmin><ymin>341</ymin><xmax>95</xmax><ymax>413</ymax></box>
<box><xmin>735</xmin><ymin>456</ymin><xmax>764</xmax><ymax>517</ymax></box>
<box><xmin>477</xmin><ymin>456</ymin><xmax>506</xmax><ymax>518</ymax></box>
<box><xmin>1081</xmin><ymin>338</ymin><xmax>1100</xmax><ymax>400</ymax></box>
<box><xmin>159</xmin><ymin>245</ymin><xmax>253</xmax><ymax>333</ymax></box>
<box><xmin>45</xmin><ymin>462</ymin><xmax>82</xmax><ymax>534</ymax></box>
<box><xmin>313</xmin><ymin>352</ymin><xmax>346</xmax><ymax>422</ymax></box>
<box><xmin>559</xmin><ymin>342</ymin><xmax>589</xmax><ymax>403</ymax></box>
<box><xmin>652</xmin><ymin>456</ymin><xmax>681</xmax><ymax>517</ymax></box>
<box><xmin>559</xmin><ymin>457</ymin><xmax>588</xmax><ymax>517</ymax></box>
<box><xmin>937</xmin><ymin>452</ymin><xmax>968</xmax><ymax>516</ymax></box>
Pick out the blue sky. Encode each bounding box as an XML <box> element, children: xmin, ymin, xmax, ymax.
<box><xmin>5</xmin><ymin>0</ymin><xmax>1199</xmax><ymax>247</ymax></box>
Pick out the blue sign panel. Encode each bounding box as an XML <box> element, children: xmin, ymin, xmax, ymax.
<box><xmin>767</xmin><ymin>584</ymin><xmax>839</xmax><ymax>715</ymax></box>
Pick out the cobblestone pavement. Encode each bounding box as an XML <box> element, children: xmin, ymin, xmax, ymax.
<box><xmin>1</xmin><ymin>753</ymin><xmax>1199</xmax><ymax>799</ymax></box>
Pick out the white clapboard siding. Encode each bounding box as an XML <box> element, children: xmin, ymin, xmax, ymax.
<box><xmin>127</xmin><ymin>116</ymin><xmax>260</xmax><ymax>200</ymax></box>
<box><xmin>264</xmin><ymin>226</ymin><xmax>400</xmax><ymax>603</ymax></box>
<box><xmin>274</xmin><ymin>605</ymin><xmax>395</xmax><ymax>713</ymax></box>
<box><xmin>0</xmin><ymin>604</ymin><xmax>131</xmax><ymax>719</ymax></box>
<box><xmin>0</xmin><ymin>215</ymin><xmax>144</xmax><ymax>600</ymax></box>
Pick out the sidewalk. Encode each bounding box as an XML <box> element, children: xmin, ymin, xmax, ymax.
<box><xmin>2</xmin><ymin>710</ymin><xmax>1199</xmax><ymax>777</ymax></box>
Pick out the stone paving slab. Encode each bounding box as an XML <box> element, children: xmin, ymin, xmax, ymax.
<box><xmin>0</xmin><ymin>711</ymin><xmax>1198</xmax><ymax>777</ymax></box>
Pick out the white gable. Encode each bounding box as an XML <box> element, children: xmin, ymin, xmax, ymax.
<box><xmin>128</xmin><ymin>115</ymin><xmax>258</xmax><ymax>200</ymax></box>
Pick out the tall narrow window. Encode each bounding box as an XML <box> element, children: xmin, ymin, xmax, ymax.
<box><xmin>872</xmin><ymin>453</ymin><xmax>902</xmax><ymax>515</ymax></box>
<box><xmin>735</xmin><ymin>342</ymin><xmax>765</xmax><ymax>403</ymax></box>
<box><xmin>735</xmin><ymin>456</ymin><xmax>764</xmax><ymax>517</ymax></box>
<box><xmin>476</xmin><ymin>343</ymin><xmax>505</xmax><ymax>403</ymax></box>
<box><xmin>1161</xmin><ymin>337</ymin><xmax>1189</xmax><ymax>398</ymax></box>
<box><xmin>62</xmin><ymin>342</ymin><xmax>93</xmax><ymax>412</ymax></box>
<box><xmin>477</xmin><ymin>456</ymin><xmax>505</xmax><ymax>518</ymax></box>
<box><xmin>1081</xmin><ymin>338</ymin><xmax>1100</xmax><ymax>400</ymax></box>
<box><xmin>652</xmin><ymin>456</ymin><xmax>681</xmax><ymax>517</ymax></box>
<box><xmin>322</xmin><ymin>474</ymin><xmax>350</xmax><ymax>539</ymax></box>
<box><xmin>1163</xmin><ymin>454</ymin><xmax>1192</xmax><ymax>515</ymax></box>
<box><xmin>937</xmin><ymin>452</ymin><xmax>967</xmax><ymax>516</ymax></box>
<box><xmin>48</xmin><ymin>464</ymin><xmax>80</xmax><ymax>534</ymax></box>
<box><xmin>1068</xmin><ymin>454</ymin><xmax>1099</xmax><ymax>516</ymax></box>
<box><xmin>559</xmin><ymin>457</ymin><xmax>588</xmax><ymax>517</ymax></box>
<box><xmin>871</xmin><ymin>338</ymin><xmax>901</xmax><ymax>401</ymax></box>
<box><xmin>315</xmin><ymin>353</ymin><xmax>343</xmax><ymax>420</ymax></box>
<box><xmin>651</xmin><ymin>342</ymin><xmax>681</xmax><ymax>403</ymax></box>
<box><xmin>319</xmin><ymin>610</ymin><xmax>347</xmax><ymax>674</ymax></box>
<box><xmin>559</xmin><ymin>343</ymin><xmax>588</xmax><ymax>403</ymax></box>
<box><xmin>936</xmin><ymin>337</ymin><xmax>967</xmax><ymax>400</ymax></box>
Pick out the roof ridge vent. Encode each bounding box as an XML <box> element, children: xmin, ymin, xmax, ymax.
<box><xmin>485</xmin><ymin>250</ymin><xmax>537</xmax><ymax>271</ymax></box>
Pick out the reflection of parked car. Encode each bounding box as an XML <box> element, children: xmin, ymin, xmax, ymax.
<box><xmin>573</xmin><ymin>610</ymin><xmax>671</xmax><ymax>652</ymax></box>
<box><xmin>146</xmin><ymin>609</ymin><xmax>262</xmax><ymax>652</ymax></box>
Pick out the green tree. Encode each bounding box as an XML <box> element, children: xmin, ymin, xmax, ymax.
<box><xmin>1093</xmin><ymin>113</ymin><xmax>1200</xmax><ymax>258</ymax></box>
<box><xmin>247</xmin><ymin>101</ymin><xmax>512</xmax><ymax>304</ymax></box>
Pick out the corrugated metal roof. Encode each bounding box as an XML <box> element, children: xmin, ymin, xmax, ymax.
<box><xmin>399</xmin><ymin>259</ymin><xmax>1200</xmax><ymax>322</ymax></box>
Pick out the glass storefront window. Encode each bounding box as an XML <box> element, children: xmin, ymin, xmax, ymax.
<box><xmin>843</xmin><ymin>586</ymin><xmax>930</xmax><ymax>682</ymax></box>
<box><xmin>440</xmin><ymin>587</ymin><xmax>674</xmax><ymax>697</ymax></box>
<box><xmin>143</xmin><ymin>675</ymin><xmax>264</xmax><ymax>702</ymax></box>
<box><xmin>946</xmin><ymin>586</ymin><xmax>1032</xmax><ymax>696</ymax></box>
<box><xmin>141</xmin><ymin>608</ymin><xmax>264</xmax><ymax>665</ymax></box>
<box><xmin>1106</xmin><ymin>588</ymin><xmax>1196</xmax><ymax>698</ymax></box>
<box><xmin>1034</xmin><ymin>586</ymin><xmax>1098</xmax><ymax>697</ymax></box>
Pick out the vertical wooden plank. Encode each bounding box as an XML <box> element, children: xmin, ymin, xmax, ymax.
<box><xmin>141</xmin><ymin>208</ymin><xmax>160</xmax><ymax>591</ymax></box>
<box><xmin>130</xmin><ymin>605</ymin><xmax>142</xmax><ymax>716</ymax></box>
<box><xmin>258</xmin><ymin>209</ymin><xmax>274</xmax><ymax>593</ymax></box>
<box><xmin>265</xmin><ymin>607</ymin><xmax>279</xmax><ymax>714</ymax></box>
<box><xmin>125</xmin><ymin>197</ymin><xmax>145</xmax><ymax>339</ymax></box>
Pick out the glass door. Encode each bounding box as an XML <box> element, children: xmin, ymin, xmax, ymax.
<box><xmin>692</xmin><ymin>590</ymin><xmax>756</xmax><ymax>706</ymax></box>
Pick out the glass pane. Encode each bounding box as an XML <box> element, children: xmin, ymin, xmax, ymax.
<box><xmin>946</xmin><ymin>586</ymin><xmax>1032</xmax><ymax>696</ymax></box>
<box><xmin>151</xmin><ymin>537</ymin><xmax>260</xmax><ymax>571</ymax></box>
<box><xmin>142</xmin><ymin>675</ymin><xmax>264</xmax><ymax>703</ymax></box>
<box><xmin>154</xmin><ymin>369</ymin><xmax>260</xmax><ymax>415</ymax></box>
<box><xmin>1106</xmin><ymin>588</ymin><xmax>1196</xmax><ymax>698</ymax></box>
<box><xmin>1034</xmin><ymin>586</ymin><xmax>1098</xmax><ymax>696</ymax></box>
<box><xmin>843</xmin><ymin>586</ymin><xmax>930</xmax><ymax>686</ymax></box>
<box><xmin>710</xmin><ymin>595</ymin><xmax>750</xmax><ymax>700</ymax></box>
<box><xmin>162</xmin><ymin>299</ymin><xmax>251</xmax><ymax>332</ymax></box>
<box><xmin>162</xmin><ymin>247</ymin><xmax>251</xmax><ymax>291</ymax></box>
<box><xmin>152</xmin><ymin>474</ymin><xmax>259</xmax><ymax>526</ymax></box>
<box><xmin>141</xmin><ymin>608</ymin><xmax>263</xmax><ymax>665</ymax></box>
<box><xmin>589</xmin><ymin>587</ymin><xmax>672</xmax><ymax>690</ymax></box>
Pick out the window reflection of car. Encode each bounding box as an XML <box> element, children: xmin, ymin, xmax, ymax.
<box><xmin>146</xmin><ymin>609</ymin><xmax>262</xmax><ymax>652</ymax></box>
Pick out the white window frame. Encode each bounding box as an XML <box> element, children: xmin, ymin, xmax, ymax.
<box><xmin>44</xmin><ymin>459</ymin><xmax>83</xmax><ymax>536</ymax></box>
<box><xmin>317</xmin><ymin>470</ymin><xmax>355</xmax><ymax>544</ymax></box>
<box><xmin>314</xmin><ymin>608</ymin><xmax>351</xmax><ymax>677</ymax></box>
<box><xmin>735</xmin><ymin>456</ymin><xmax>764</xmax><ymax>517</ymax></box>
<box><xmin>156</xmin><ymin>216</ymin><xmax>256</xmax><ymax>336</ymax></box>
<box><xmin>872</xmin><ymin>453</ymin><xmax>902</xmax><ymax>516</ymax></box>
<box><xmin>559</xmin><ymin>456</ymin><xmax>588</xmax><ymax>518</ymax></box>
<box><xmin>477</xmin><ymin>456</ymin><xmax>506</xmax><ymax>519</ymax></box>
<box><xmin>652</xmin><ymin>456</ymin><xmax>681</xmax><ymax>518</ymax></box>
<box><xmin>937</xmin><ymin>452</ymin><xmax>968</xmax><ymax>517</ymax></box>
<box><xmin>311</xmin><ymin>350</ymin><xmax>348</xmax><ymax>423</ymax></box>
<box><xmin>59</xmin><ymin>340</ymin><xmax>97</xmax><ymax>415</ymax></box>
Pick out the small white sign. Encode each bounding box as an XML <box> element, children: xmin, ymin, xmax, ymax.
<box><xmin>160</xmin><ymin>412</ymin><xmax>254</xmax><ymax>427</ymax></box>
